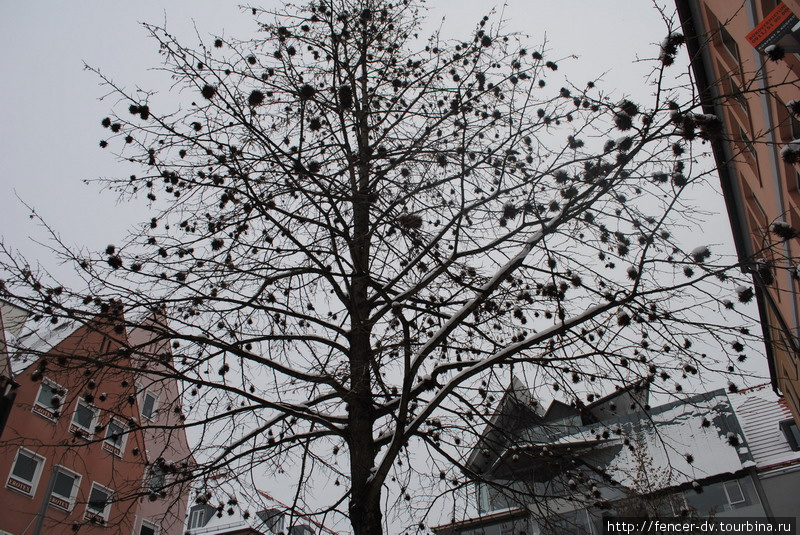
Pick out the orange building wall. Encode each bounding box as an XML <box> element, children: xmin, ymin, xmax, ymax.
<box><xmin>680</xmin><ymin>0</ymin><xmax>800</xmax><ymax>422</ymax></box>
<box><xmin>0</xmin><ymin>319</ymin><xmax>162</xmax><ymax>535</ymax></box>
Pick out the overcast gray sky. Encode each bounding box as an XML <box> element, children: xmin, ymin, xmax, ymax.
<box><xmin>0</xmin><ymin>1</ymin><xmax>683</xmax><ymax>260</ymax></box>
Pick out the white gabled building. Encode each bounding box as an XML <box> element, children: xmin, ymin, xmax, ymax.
<box><xmin>186</xmin><ymin>487</ymin><xmax>336</xmax><ymax>535</ymax></box>
<box><xmin>729</xmin><ymin>383</ymin><xmax>800</xmax><ymax>518</ymax></box>
<box><xmin>435</xmin><ymin>380</ymin><xmax>797</xmax><ymax>535</ymax></box>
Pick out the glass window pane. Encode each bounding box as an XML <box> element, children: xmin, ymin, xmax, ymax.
<box><xmin>719</xmin><ymin>22</ymin><xmax>739</xmax><ymax>60</ymax></box>
<box><xmin>686</xmin><ymin>481</ymin><xmax>728</xmax><ymax>515</ymax></box>
<box><xmin>190</xmin><ymin>509</ymin><xmax>205</xmax><ymax>529</ymax></box>
<box><xmin>789</xmin><ymin>422</ymin><xmax>800</xmax><ymax>444</ymax></box>
<box><xmin>140</xmin><ymin>522</ymin><xmax>157</xmax><ymax>535</ymax></box>
<box><xmin>73</xmin><ymin>403</ymin><xmax>94</xmax><ymax>429</ymax></box>
<box><xmin>149</xmin><ymin>466</ymin><xmax>165</xmax><ymax>491</ymax></box>
<box><xmin>12</xmin><ymin>451</ymin><xmax>38</xmax><ymax>482</ymax></box>
<box><xmin>36</xmin><ymin>383</ymin><xmax>55</xmax><ymax>407</ymax></box>
<box><xmin>791</xmin><ymin>115</ymin><xmax>800</xmax><ymax>141</ymax></box>
<box><xmin>724</xmin><ymin>480</ymin><xmax>745</xmax><ymax>504</ymax></box>
<box><xmin>105</xmin><ymin>421</ymin><xmax>124</xmax><ymax>446</ymax></box>
<box><xmin>142</xmin><ymin>393</ymin><xmax>156</xmax><ymax>419</ymax></box>
<box><xmin>53</xmin><ymin>471</ymin><xmax>76</xmax><ymax>499</ymax></box>
<box><xmin>88</xmin><ymin>486</ymin><xmax>109</xmax><ymax>512</ymax></box>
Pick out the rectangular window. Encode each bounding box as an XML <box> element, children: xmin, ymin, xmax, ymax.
<box><xmin>740</xmin><ymin>126</ymin><xmax>757</xmax><ymax>157</ymax></box>
<box><xmin>256</xmin><ymin>508</ymin><xmax>287</xmax><ymax>532</ymax></box>
<box><xmin>140</xmin><ymin>520</ymin><xmax>159</xmax><ymax>535</ymax></box>
<box><xmin>85</xmin><ymin>482</ymin><xmax>113</xmax><ymax>523</ymax></box>
<box><xmin>476</xmin><ymin>482</ymin><xmax>490</xmax><ymax>513</ymax></box>
<box><xmin>189</xmin><ymin>509</ymin><xmax>205</xmax><ymax>529</ymax></box>
<box><xmin>7</xmin><ymin>448</ymin><xmax>45</xmax><ymax>496</ymax></box>
<box><xmin>791</xmin><ymin>114</ymin><xmax>800</xmax><ymax>141</ymax></box>
<box><xmin>141</xmin><ymin>391</ymin><xmax>158</xmax><ymax>421</ymax></box>
<box><xmin>669</xmin><ymin>493</ymin><xmax>689</xmax><ymax>516</ymax></box>
<box><xmin>103</xmin><ymin>419</ymin><xmax>127</xmax><ymax>457</ymax></box>
<box><xmin>49</xmin><ymin>466</ymin><xmax>81</xmax><ymax>511</ymax></box>
<box><xmin>33</xmin><ymin>380</ymin><xmax>64</xmax><ymax>420</ymax></box>
<box><xmin>723</xmin><ymin>479</ymin><xmax>746</xmax><ymax>505</ymax></box>
<box><xmin>728</xmin><ymin>75</ymin><xmax>748</xmax><ymax>110</ymax></box>
<box><xmin>719</xmin><ymin>20</ymin><xmax>740</xmax><ymax>61</ymax></box>
<box><xmin>148</xmin><ymin>464</ymin><xmax>166</xmax><ymax>495</ymax></box>
<box><xmin>70</xmin><ymin>400</ymin><xmax>98</xmax><ymax>436</ymax></box>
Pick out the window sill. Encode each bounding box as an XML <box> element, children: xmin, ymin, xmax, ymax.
<box><xmin>69</xmin><ymin>423</ymin><xmax>94</xmax><ymax>439</ymax></box>
<box><xmin>6</xmin><ymin>478</ymin><xmax>36</xmax><ymax>497</ymax></box>
<box><xmin>102</xmin><ymin>442</ymin><xmax>123</xmax><ymax>457</ymax></box>
<box><xmin>49</xmin><ymin>495</ymin><xmax>74</xmax><ymax>511</ymax></box>
<box><xmin>84</xmin><ymin>511</ymin><xmax>109</xmax><ymax>525</ymax></box>
<box><xmin>31</xmin><ymin>405</ymin><xmax>58</xmax><ymax>422</ymax></box>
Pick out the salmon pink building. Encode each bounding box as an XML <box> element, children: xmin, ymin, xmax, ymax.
<box><xmin>0</xmin><ymin>305</ymin><xmax>192</xmax><ymax>535</ymax></box>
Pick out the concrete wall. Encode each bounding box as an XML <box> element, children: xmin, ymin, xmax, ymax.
<box><xmin>760</xmin><ymin>467</ymin><xmax>800</xmax><ymax>518</ymax></box>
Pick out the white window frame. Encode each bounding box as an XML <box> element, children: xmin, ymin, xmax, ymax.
<box><xmin>723</xmin><ymin>479</ymin><xmax>746</xmax><ymax>505</ymax></box>
<box><xmin>70</xmin><ymin>399</ymin><xmax>98</xmax><ymax>437</ymax></box>
<box><xmin>147</xmin><ymin>463</ymin><xmax>167</xmax><ymax>495</ymax></box>
<box><xmin>49</xmin><ymin>465</ymin><xmax>82</xmax><ymax>511</ymax></box>
<box><xmin>475</xmin><ymin>482</ymin><xmax>490</xmax><ymax>513</ymax></box>
<box><xmin>139</xmin><ymin>519</ymin><xmax>159</xmax><ymax>535</ymax></box>
<box><xmin>189</xmin><ymin>508</ymin><xmax>205</xmax><ymax>529</ymax></box>
<box><xmin>140</xmin><ymin>390</ymin><xmax>158</xmax><ymax>421</ymax></box>
<box><xmin>669</xmin><ymin>492</ymin><xmax>690</xmax><ymax>516</ymax></box>
<box><xmin>102</xmin><ymin>418</ymin><xmax>128</xmax><ymax>457</ymax></box>
<box><xmin>85</xmin><ymin>482</ymin><xmax>113</xmax><ymax>524</ymax></box>
<box><xmin>33</xmin><ymin>378</ymin><xmax>65</xmax><ymax>421</ymax></box>
<box><xmin>6</xmin><ymin>448</ymin><xmax>45</xmax><ymax>496</ymax></box>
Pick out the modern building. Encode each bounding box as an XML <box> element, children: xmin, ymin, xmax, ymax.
<box><xmin>186</xmin><ymin>488</ymin><xmax>334</xmax><ymax>535</ymax></box>
<box><xmin>729</xmin><ymin>383</ymin><xmax>800</xmax><ymax>517</ymax></box>
<box><xmin>433</xmin><ymin>378</ymin><xmax>800</xmax><ymax>535</ymax></box>
<box><xmin>0</xmin><ymin>309</ymin><xmax>192</xmax><ymax>535</ymax></box>
<box><xmin>675</xmin><ymin>0</ymin><xmax>800</xmax><ymax>424</ymax></box>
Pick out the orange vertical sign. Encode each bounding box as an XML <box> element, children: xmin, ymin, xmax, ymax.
<box><xmin>746</xmin><ymin>2</ymin><xmax>796</xmax><ymax>51</ymax></box>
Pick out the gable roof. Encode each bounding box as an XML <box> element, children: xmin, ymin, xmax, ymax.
<box><xmin>472</xmin><ymin>382</ymin><xmax>752</xmax><ymax>493</ymax></box>
<box><xmin>465</xmin><ymin>377</ymin><xmax>545</xmax><ymax>471</ymax></box>
<box><xmin>187</xmin><ymin>485</ymin><xmax>340</xmax><ymax>535</ymax></box>
<box><xmin>1</xmin><ymin>301</ymin><xmax>32</xmax><ymax>380</ymax></box>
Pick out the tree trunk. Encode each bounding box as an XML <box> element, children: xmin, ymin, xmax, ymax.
<box><xmin>347</xmin><ymin>43</ymin><xmax>382</xmax><ymax>534</ymax></box>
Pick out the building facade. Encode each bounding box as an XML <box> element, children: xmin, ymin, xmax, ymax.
<box><xmin>185</xmin><ymin>488</ymin><xmax>329</xmax><ymax>535</ymax></box>
<box><xmin>434</xmin><ymin>379</ymin><xmax>799</xmax><ymax>535</ymax></box>
<box><xmin>729</xmin><ymin>383</ymin><xmax>800</xmax><ymax>517</ymax></box>
<box><xmin>0</xmin><ymin>310</ymin><xmax>192</xmax><ymax>535</ymax></box>
<box><xmin>128</xmin><ymin>319</ymin><xmax>195</xmax><ymax>535</ymax></box>
<box><xmin>676</xmin><ymin>0</ymin><xmax>800</xmax><ymax>423</ymax></box>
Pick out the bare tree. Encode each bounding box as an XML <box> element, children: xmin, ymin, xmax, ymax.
<box><xmin>0</xmin><ymin>1</ymin><xmax>772</xmax><ymax>533</ymax></box>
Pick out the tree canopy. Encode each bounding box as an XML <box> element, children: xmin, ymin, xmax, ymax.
<box><xmin>0</xmin><ymin>1</ymin><xmax>767</xmax><ymax>533</ymax></box>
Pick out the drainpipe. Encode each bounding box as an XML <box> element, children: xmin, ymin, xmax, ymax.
<box><xmin>31</xmin><ymin>467</ymin><xmax>58</xmax><ymax>535</ymax></box>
